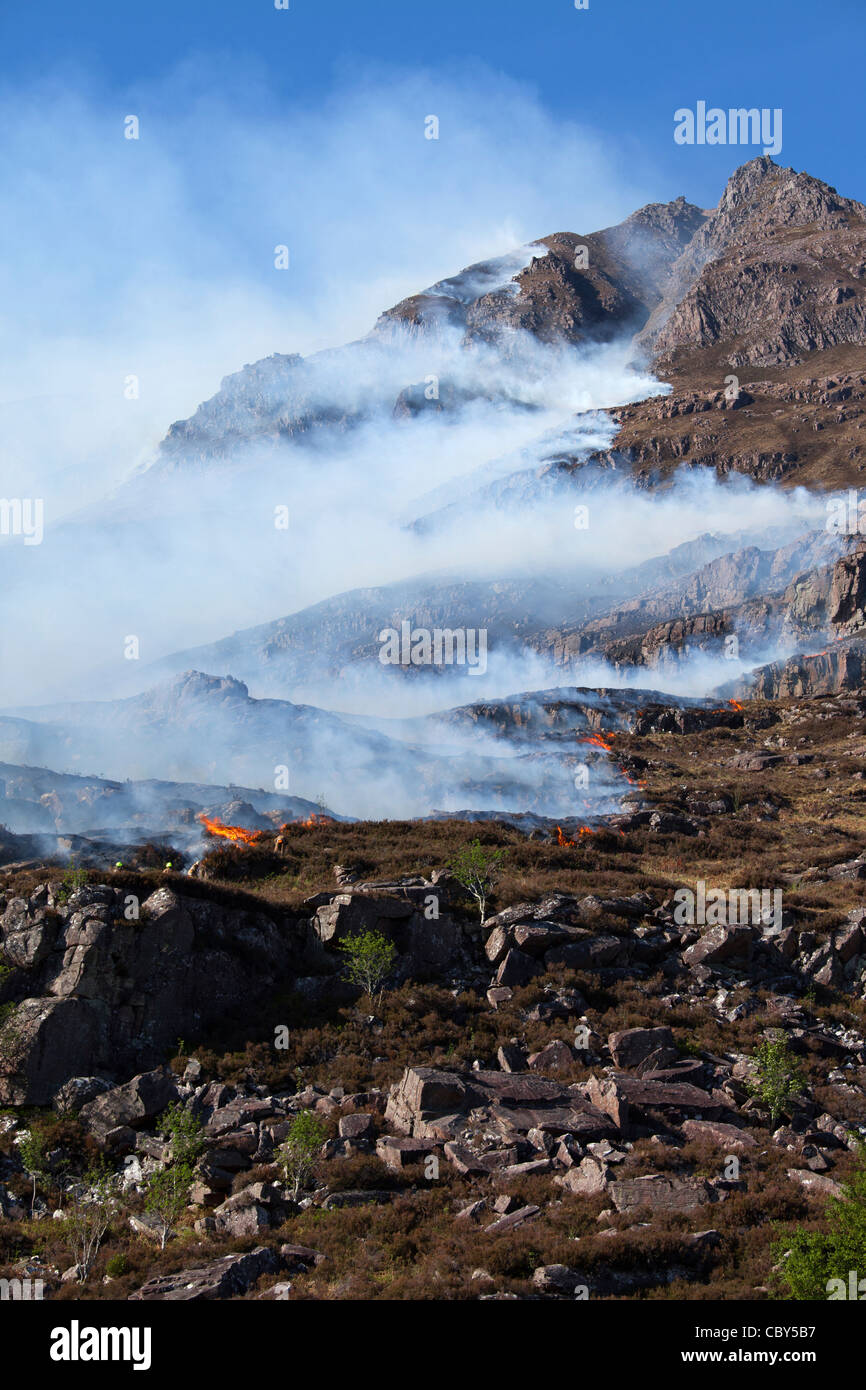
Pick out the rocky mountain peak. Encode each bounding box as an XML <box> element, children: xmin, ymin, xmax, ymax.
<box><xmin>717</xmin><ymin>156</ymin><xmax>863</xmax><ymax>228</ymax></box>
<box><xmin>604</xmin><ymin>194</ymin><xmax>709</xmax><ymax>257</ymax></box>
<box><xmin>641</xmin><ymin>159</ymin><xmax>866</xmax><ymax>368</ymax></box>
<box><xmin>154</xmin><ymin>671</ymin><xmax>252</xmax><ymax>708</ymax></box>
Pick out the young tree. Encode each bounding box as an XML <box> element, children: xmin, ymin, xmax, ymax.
<box><xmin>145</xmin><ymin>1161</ymin><xmax>196</xmax><ymax>1250</ymax></box>
<box><xmin>57</xmin><ymin>866</ymin><xmax>89</xmax><ymax>904</ymax></box>
<box><xmin>17</xmin><ymin>1127</ymin><xmax>48</xmax><ymax>1217</ymax></box>
<box><xmin>65</xmin><ymin>1160</ymin><xmax>117</xmax><ymax>1282</ymax></box>
<box><xmin>337</xmin><ymin>929</ymin><xmax>397</xmax><ymax>1005</ymax></box>
<box><xmin>772</xmin><ymin>1142</ymin><xmax>866</xmax><ymax>1298</ymax></box>
<box><xmin>446</xmin><ymin>838</ymin><xmax>508</xmax><ymax>923</ymax></box>
<box><xmin>141</xmin><ymin>1102</ymin><xmax>207</xmax><ymax>1249</ymax></box>
<box><xmin>276</xmin><ymin>1112</ymin><xmax>327</xmax><ymax>1200</ymax></box>
<box><xmin>747</xmin><ymin>1036</ymin><xmax>806</xmax><ymax>1125</ymax></box>
<box><xmin>159</xmin><ymin>1102</ymin><xmax>206</xmax><ymax>1165</ymax></box>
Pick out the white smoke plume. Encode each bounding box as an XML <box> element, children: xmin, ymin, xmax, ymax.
<box><xmin>0</xmin><ymin>59</ymin><xmax>837</xmax><ymax>829</ymax></box>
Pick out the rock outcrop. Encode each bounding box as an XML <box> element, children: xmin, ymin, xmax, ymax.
<box><xmin>829</xmin><ymin>543</ymin><xmax>866</xmax><ymax>632</ymax></box>
<box><xmin>129</xmin><ymin>1246</ymin><xmax>280</xmax><ymax>1301</ymax></box>
<box><xmin>0</xmin><ymin>884</ymin><xmax>317</xmax><ymax>1104</ymax></box>
<box><xmin>639</xmin><ymin>158</ymin><xmax>866</xmax><ymax>368</ymax></box>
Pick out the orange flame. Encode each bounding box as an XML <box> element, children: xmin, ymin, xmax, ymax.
<box><xmin>557</xmin><ymin>825</ymin><xmax>595</xmax><ymax>847</ymax></box>
<box><xmin>729</xmin><ymin>699</ymin><xmax>744</xmax><ymax>711</ymax></box>
<box><xmin>582</xmin><ymin>732</ymin><xmax>614</xmax><ymax>752</ymax></box>
<box><xmin>198</xmin><ymin>814</ymin><xmax>266</xmax><ymax>847</ymax></box>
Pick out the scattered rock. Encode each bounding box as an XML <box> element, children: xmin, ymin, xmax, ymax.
<box><xmin>129</xmin><ymin>1247</ymin><xmax>280</xmax><ymax>1301</ymax></box>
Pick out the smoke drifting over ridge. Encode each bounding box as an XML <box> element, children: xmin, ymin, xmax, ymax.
<box><xmin>0</xmin><ymin>61</ymin><xmax>840</xmax><ymax>829</ymax></box>
<box><xmin>0</xmin><ymin>315</ymin><xmax>823</xmax><ymax>713</ymax></box>
<box><xmin>0</xmin><ymin>63</ymin><xmax>655</xmax><ymax>510</ymax></box>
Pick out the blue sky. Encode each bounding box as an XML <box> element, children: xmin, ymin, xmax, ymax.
<box><xmin>1</xmin><ymin>0</ymin><xmax>862</xmax><ymax>207</ymax></box>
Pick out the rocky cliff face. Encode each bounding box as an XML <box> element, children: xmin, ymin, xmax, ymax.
<box><xmin>0</xmin><ymin>884</ymin><xmax>319</xmax><ymax>1104</ymax></box>
<box><xmin>736</xmin><ymin>548</ymin><xmax>866</xmax><ymax>698</ymax></box>
<box><xmin>829</xmin><ymin>541</ymin><xmax>866</xmax><ymax>632</ymax></box>
<box><xmin>522</xmin><ymin>530</ymin><xmax>845</xmax><ymax>676</ymax></box>
<box><xmin>738</xmin><ymin>639</ymin><xmax>866</xmax><ymax>700</ymax></box>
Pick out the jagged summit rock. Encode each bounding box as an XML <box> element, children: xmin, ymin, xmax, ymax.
<box><xmin>641</xmin><ymin>157</ymin><xmax>866</xmax><ymax>367</ymax></box>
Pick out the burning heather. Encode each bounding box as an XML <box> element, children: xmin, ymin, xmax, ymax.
<box><xmin>198</xmin><ymin>814</ymin><xmax>268</xmax><ymax>847</ymax></box>
<box><xmin>199</xmin><ymin>811</ymin><xmax>338</xmax><ymax>847</ymax></box>
<box><xmin>555</xmin><ymin>824</ymin><xmax>596</xmax><ymax>847</ymax></box>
